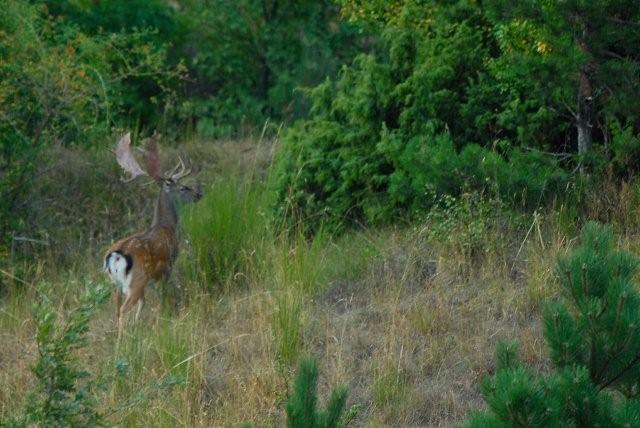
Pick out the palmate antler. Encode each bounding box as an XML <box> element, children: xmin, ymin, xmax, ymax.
<box><xmin>114</xmin><ymin>131</ymin><xmax>191</xmax><ymax>183</ymax></box>
<box><xmin>114</xmin><ymin>133</ymin><xmax>148</xmax><ymax>182</ymax></box>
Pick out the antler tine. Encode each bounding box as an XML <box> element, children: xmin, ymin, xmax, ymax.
<box><xmin>170</xmin><ymin>156</ymin><xmax>192</xmax><ymax>182</ymax></box>
<box><xmin>114</xmin><ymin>132</ymin><xmax>148</xmax><ymax>182</ymax></box>
<box><xmin>166</xmin><ymin>158</ymin><xmax>182</xmax><ymax>179</ymax></box>
<box><xmin>171</xmin><ymin>157</ymin><xmax>186</xmax><ymax>180</ymax></box>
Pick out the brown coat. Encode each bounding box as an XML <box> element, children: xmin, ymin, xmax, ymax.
<box><xmin>106</xmin><ymin>224</ymin><xmax>178</xmax><ymax>284</ymax></box>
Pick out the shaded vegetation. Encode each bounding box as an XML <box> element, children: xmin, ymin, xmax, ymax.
<box><xmin>273</xmin><ymin>0</ymin><xmax>640</xmax><ymax>232</ymax></box>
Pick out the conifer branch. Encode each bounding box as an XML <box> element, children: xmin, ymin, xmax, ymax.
<box><xmin>594</xmin><ymin>325</ymin><xmax>635</xmax><ymax>385</ymax></box>
<box><xmin>599</xmin><ymin>350</ymin><xmax>640</xmax><ymax>391</ymax></box>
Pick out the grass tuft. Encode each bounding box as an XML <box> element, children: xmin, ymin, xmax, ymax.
<box><xmin>181</xmin><ymin>176</ymin><xmax>271</xmax><ymax>291</ymax></box>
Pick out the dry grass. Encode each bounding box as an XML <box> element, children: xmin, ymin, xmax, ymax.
<box><xmin>2</xmin><ymin>138</ymin><xmax>640</xmax><ymax>426</ymax></box>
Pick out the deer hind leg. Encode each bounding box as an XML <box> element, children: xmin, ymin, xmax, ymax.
<box><xmin>117</xmin><ymin>287</ymin><xmax>144</xmax><ymax>342</ymax></box>
<box><xmin>114</xmin><ymin>289</ymin><xmax>123</xmax><ymax>323</ymax></box>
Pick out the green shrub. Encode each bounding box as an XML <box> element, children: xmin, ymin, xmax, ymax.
<box><xmin>0</xmin><ymin>1</ymin><xmax>180</xmax><ymax>246</ymax></box>
<box><xmin>465</xmin><ymin>223</ymin><xmax>640</xmax><ymax>426</ymax></box>
<box><xmin>271</xmin><ymin>3</ymin><xmax>569</xmax><ymax>233</ymax></box>
<box><xmin>274</xmin><ymin>119</ymin><xmax>567</xmax><ymax>233</ymax></box>
<box><xmin>40</xmin><ymin>0</ymin><xmax>182</xmax><ymax>126</ymax></box>
<box><xmin>3</xmin><ymin>285</ymin><xmax>109</xmax><ymax>427</ymax></box>
<box><xmin>546</xmin><ymin>222</ymin><xmax>640</xmax><ymax>388</ymax></box>
<box><xmin>610</xmin><ymin>121</ymin><xmax>640</xmax><ymax>177</ymax></box>
<box><xmin>172</xmin><ymin>0</ymin><xmax>363</xmax><ymax>136</ymax></box>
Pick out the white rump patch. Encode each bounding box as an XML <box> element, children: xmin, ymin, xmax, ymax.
<box><xmin>105</xmin><ymin>251</ymin><xmax>132</xmax><ymax>295</ymax></box>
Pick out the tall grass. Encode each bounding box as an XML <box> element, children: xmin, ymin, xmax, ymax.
<box><xmin>181</xmin><ymin>176</ymin><xmax>271</xmax><ymax>291</ymax></box>
<box><xmin>270</xmin><ymin>229</ymin><xmax>330</xmax><ymax>293</ymax></box>
<box><xmin>273</xmin><ymin>290</ymin><xmax>304</xmax><ymax>366</ymax></box>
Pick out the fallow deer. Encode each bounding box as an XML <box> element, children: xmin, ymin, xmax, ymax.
<box><xmin>103</xmin><ymin>132</ymin><xmax>202</xmax><ymax>341</ymax></box>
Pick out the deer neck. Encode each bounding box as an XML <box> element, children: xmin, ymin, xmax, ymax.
<box><xmin>151</xmin><ymin>186</ymin><xmax>178</xmax><ymax>230</ymax></box>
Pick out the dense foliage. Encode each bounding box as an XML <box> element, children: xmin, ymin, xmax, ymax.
<box><xmin>467</xmin><ymin>223</ymin><xmax>640</xmax><ymax>426</ymax></box>
<box><xmin>37</xmin><ymin>0</ymin><xmax>362</xmax><ymax>136</ymax></box>
<box><xmin>3</xmin><ymin>0</ymin><xmax>640</xmax><ymax>239</ymax></box>
<box><xmin>272</xmin><ymin>0</ymin><xmax>640</xmax><ymax>232</ymax></box>
<box><xmin>174</xmin><ymin>0</ymin><xmax>363</xmax><ymax>137</ymax></box>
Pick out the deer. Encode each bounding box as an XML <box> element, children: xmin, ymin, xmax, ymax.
<box><xmin>103</xmin><ymin>131</ymin><xmax>202</xmax><ymax>341</ymax></box>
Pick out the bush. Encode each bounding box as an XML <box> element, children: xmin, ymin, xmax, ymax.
<box><xmin>3</xmin><ymin>285</ymin><xmax>109</xmax><ymax>427</ymax></box>
<box><xmin>0</xmin><ymin>1</ymin><xmax>179</xmax><ymax>247</ymax></box>
<box><xmin>40</xmin><ymin>0</ymin><xmax>183</xmax><ymax>126</ymax></box>
<box><xmin>271</xmin><ymin>3</ymin><xmax>569</xmax><ymax>233</ymax></box>
<box><xmin>465</xmin><ymin>223</ymin><xmax>640</xmax><ymax>426</ymax></box>
<box><xmin>171</xmin><ymin>0</ymin><xmax>363</xmax><ymax>137</ymax></box>
<box><xmin>273</xmin><ymin>121</ymin><xmax>567</xmax><ymax>233</ymax></box>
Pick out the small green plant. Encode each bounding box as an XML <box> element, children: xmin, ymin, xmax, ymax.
<box><xmin>465</xmin><ymin>222</ymin><xmax>640</xmax><ymax>426</ymax></box>
<box><xmin>286</xmin><ymin>358</ymin><xmax>349</xmax><ymax>428</ymax></box>
<box><xmin>422</xmin><ymin>192</ymin><xmax>509</xmax><ymax>259</ymax></box>
<box><xmin>372</xmin><ymin>363</ymin><xmax>408</xmax><ymax>412</ymax></box>
<box><xmin>1</xmin><ymin>281</ymin><xmax>190</xmax><ymax>427</ymax></box>
<box><xmin>244</xmin><ymin>358</ymin><xmax>349</xmax><ymax>427</ymax></box>
<box><xmin>3</xmin><ymin>284</ymin><xmax>109</xmax><ymax>427</ymax></box>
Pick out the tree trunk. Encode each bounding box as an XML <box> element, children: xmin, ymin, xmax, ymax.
<box><xmin>577</xmin><ymin>70</ymin><xmax>593</xmax><ymax>158</ymax></box>
<box><xmin>576</xmin><ymin>26</ymin><xmax>594</xmax><ymax>173</ymax></box>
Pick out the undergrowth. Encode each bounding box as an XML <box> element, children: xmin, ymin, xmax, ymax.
<box><xmin>4</xmin><ymin>141</ymin><xmax>640</xmax><ymax>425</ymax></box>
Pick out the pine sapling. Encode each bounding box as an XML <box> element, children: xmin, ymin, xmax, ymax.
<box><xmin>465</xmin><ymin>223</ymin><xmax>640</xmax><ymax>426</ymax></box>
<box><xmin>243</xmin><ymin>357</ymin><xmax>348</xmax><ymax>428</ymax></box>
<box><xmin>286</xmin><ymin>358</ymin><xmax>348</xmax><ymax>428</ymax></box>
<box><xmin>544</xmin><ymin>222</ymin><xmax>640</xmax><ymax>391</ymax></box>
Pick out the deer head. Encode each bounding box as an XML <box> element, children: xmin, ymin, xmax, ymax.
<box><xmin>114</xmin><ymin>131</ymin><xmax>203</xmax><ymax>205</ymax></box>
